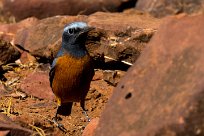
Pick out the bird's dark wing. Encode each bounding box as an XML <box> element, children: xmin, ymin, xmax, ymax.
<box><xmin>49</xmin><ymin>58</ymin><xmax>57</xmax><ymax>87</ymax></box>
<box><xmin>49</xmin><ymin>48</ymin><xmax>65</xmax><ymax>87</ymax></box>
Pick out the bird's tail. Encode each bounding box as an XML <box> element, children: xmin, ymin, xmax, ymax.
<box><xmin>57</xmin><ymin>102</ymin><xmax>73</xmax><ymax>116</ymax></box>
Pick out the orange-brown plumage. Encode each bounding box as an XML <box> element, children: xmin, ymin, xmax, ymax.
<box><xmin>52</xmin><ymin>54</ymin><xmax>93</xmax><ymax>105</ymax></box>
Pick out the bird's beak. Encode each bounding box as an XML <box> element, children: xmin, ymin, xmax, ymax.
<box><xmin>79</xmin><ymin>26</ymin><xmax>95</xmax><ymax>35</ymax></box>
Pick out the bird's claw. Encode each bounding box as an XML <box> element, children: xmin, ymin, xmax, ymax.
<box><xmin>82</xmin><ymin>110</ymin><xmax>91</xmax><ymax>122</ymax></box>
<box><xmin>52</xmin><ymin>117</ymin><xmax>68</xmax><ymax>133</ymax></box>
<box><xmin>58</xmin><ymin>124</ymin><xmax>68</xmax><ymax>133</ymax></box>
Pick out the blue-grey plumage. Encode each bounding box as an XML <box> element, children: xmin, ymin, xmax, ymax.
<box><xmin>50</xmin><ymin>22</ymin><xmax>94</xmax><ymax>69</ymax></box>
<box><xmin>49</xmin><ymin>22</ymin><xmax>94</xmax><ymax>130</ymax></box>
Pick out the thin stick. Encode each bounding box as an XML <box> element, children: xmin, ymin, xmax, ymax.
<box><xmin>104</xmin><ymin>56</ymin><xmax>133</xmax><ymax>66</ymax></box>
<box><xmin>29</xmin><ymin>124</ymin><xmax>46</xmax><ymax>136</ymax></box>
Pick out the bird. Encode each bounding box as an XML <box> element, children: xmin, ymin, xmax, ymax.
<box><xmin>49</xmin><ymin>22</ymin><xmax>95</xmax><ymax>132</ymax></box>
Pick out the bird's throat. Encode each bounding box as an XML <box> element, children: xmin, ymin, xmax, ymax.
<box><xmin>62</xmin><ymin>43</ymin><xmax>87</xmax><ymax>58</ymax></box>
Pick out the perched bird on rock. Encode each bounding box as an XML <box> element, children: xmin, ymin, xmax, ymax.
<box><xmin>49</xmin><ymin>22</ymin><xmax>94</xmax><ymax>131</ymax></box>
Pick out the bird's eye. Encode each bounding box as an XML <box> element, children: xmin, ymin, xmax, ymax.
<box><xmin>75</xmin><ymin>28</ymin><xmax>80</xmax><ymax>33</ymax></box>
<box><xmin>68</xmin><ymin>28</ymin><xmax>74</xmax><ymax>34</ymax></box>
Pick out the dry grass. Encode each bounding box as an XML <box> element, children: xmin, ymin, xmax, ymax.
<box><xmin>0</xmin><ymin>97</ymin><xmax>12</xmax><ymax>116</ymax></box>
<box><xmin>29</xmin><ymin>124</ymin><xmax>46</xmax><ymax>136</ymax></box>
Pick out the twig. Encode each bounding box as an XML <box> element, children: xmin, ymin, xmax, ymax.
<box><xmin>6</xmin><ymin>97</ymin><xmax>12</xmax><ymax>116</ymax></box>
<box><xmin>29</xmin><ymin>124</ymin><xmax>46</xmax><ymax>136</ymax></box>
<box><xmin>104</xmin><ymin>56</ymin><xmax>133</xmax><ymax>66</ymax></box>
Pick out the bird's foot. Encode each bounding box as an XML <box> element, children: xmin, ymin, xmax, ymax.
<box><xmin>52</xmin><ymin>117</ymin><xmax>67</xmax><ymax>133</ymax></box>
<box><xmin>82</xmin><ymin>110</ymin><xmax>91</xmax><ymax>122</ymax></box>
<box><xmin>80</xmin><ymin>102</ymin><xmax>91</xmax><ymax>122</ymax></box>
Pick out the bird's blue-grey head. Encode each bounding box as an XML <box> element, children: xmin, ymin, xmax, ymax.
<box><xmin>61</xmin><ymin>22</ymin><xmax>94</xmax><ymax>58</ymax></box>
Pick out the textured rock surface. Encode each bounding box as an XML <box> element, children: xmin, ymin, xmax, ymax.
<box><xmin>103</xmin><ymin>70</ymin><xmax>125</xmax><ymax>86</ymax></box>
<box><xmin>0</xmin><ymin>17</ymin><xmax>39</xmax><ymax>42</ymax></box>
<box><xmin>2</xmin><ymin>0</ymin><xmax>137</xmax><ymax>21</ymax></box>
<box><xmin>20</xmin><ymin>71</ymin><xmax>54</xmax><ymax>100</ymax></box>
<box><xmin>136</xmin><ymin>0</ymin><xmax>204</xmax><ymax>18</ymax></box>
<box><xmin>13</xmin><ymin>11</ymin><xmax>161</xmax><ymax>65</ymax></box>
<box><xmin>14</xmin><ymin>15</ymin><xmax>87</xmax><ymax>62</ymax></box>
<box><xmin>0</xmin><ymin>113</ymin><xmax>32</xmax><ymax>135</ymax></box>
<box><xmin>0</xmin><ymin>83</ymin><xmax>7</xmax><ymax>96</ymax></box>
<box><xmin>82</xmin><ymin>118</ymin><xmax>99</xmax><ymax>136</ymax></box>
<box><xmin>95</xmin><ymin>14</ymin><xmax>204</xmax><ymax>136</ymax></box>
<box><xmin>1</xmin><ymin>64</ymin><xmax>114</xmax><ymax>135</ymax></box>
<box><xmin>88</xmin><ymin>11</ymin><xmax>160</xmax><ymax>65</ymax></box>
<box><xmin>0</xmin><ymin>40</ymin><xmax>20</xmax><ymax>66</ymax></box>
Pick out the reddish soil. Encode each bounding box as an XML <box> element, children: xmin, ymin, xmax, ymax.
<box><xmin>0</xmin><ymin>63</ymin><xmax>115</xmax><ymax>136</ymax></box>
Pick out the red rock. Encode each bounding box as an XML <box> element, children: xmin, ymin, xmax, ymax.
<box><xmin>0</xmin><ymin>113</ymin><xmax>32</xmax><ymax>135</ymax></box>
<box><xmin>0</xmin><ymin>17</ymin><xmax>39</xmax><ymax>43</ymax></box>
<box><xmin>103</xmin><ymin>70</ymin><xmax>126</xmax><ymax>86</ymax></box>
<box><xmin>0</xmin><ymin>83</ymin><xmax>8</xmax><ymax>96</ymax></box>
<box><xmin>0</xmin><ymin>131</ymin><xmax>9</xmax><ymax>136</ymax></box>
<box><xmin>88</xmin><ymin>10</ymin><xmax>160</xmax><ymax>31</ymax></box>
<box><xmin>94</xmin><ymin>14</ymin><xmax>204</xmax><ymax>136</ymax></box>
<box><xmin>0</xmin><ymin>32</ymin><xmax>14</xmax><ymax>44</ymax></box>
<box><xmin>20</xmin><ymin>71</ymin><xmax>55</xmax><ymax>100</ymax></box>
<box><xmin>82</xmin><ymin>118</ymin><xmax>99</xmax><ymax>136</ymax></box>
<box><xmin>92</xmin><ymin>70</ymin><xmax>103</xmax><ymax>81</ymax></box>
<box><xmin>88</xmin><ymin>11</ymin><xmax>161</xmax><ymax>64</ymax></box>
<box><xmin>136</xmin><ymin>0</ymin><xmax>204</xmax><ymax>18</ymax></box>
<box><xmin>0</xmin><ymin>40</ymin><xmax>20</xmax><ymax>66</ymax></box>
<box><xmin>2</xmin><ymin>0</ymin><xmax>136</xmax><ymax>21</ymax></box>
<box><xmin>14</xmin><ymin>15</ymin><xmax>87</xmax><ymax>61</ymax></box>
<box><xmin>14</xmin><ymin>11</ymin><xmax>161</xmax><ymax>65</ymax></box>
<box><xmin>19</xmin><ymin>51</ymin><xmax>36</xmax><ymax>64</ymax></box>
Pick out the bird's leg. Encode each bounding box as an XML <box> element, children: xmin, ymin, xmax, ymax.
<box><xmin>80</xmin><ymin>101</ymin><xmax>91</xmax><ymax>122</ymax></box>
<box><xmin>82</xmin><ymin>110</ymin><xmax>91</xmax><ymax>122</ymax></box>
<box><xmin>52</xmin><ymin>106</ymin><xmax>68</xmax><ymax>133</ymax></box>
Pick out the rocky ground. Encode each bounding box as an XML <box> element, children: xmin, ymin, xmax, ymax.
<box><xmin>0</xmin><ymin>62</ymin><xmax>114</xmax><ymax>136</ymax></box>
<box><xmin>0</xmin><ymin>0</ymin><xmax>204</xmax><ymax>136</ymax></box>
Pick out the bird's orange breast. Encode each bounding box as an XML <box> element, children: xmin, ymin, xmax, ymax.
<box><xmin>52</xmin><ymin>54</ymin><xmax>93</xmax><ymax>105</ymax></box>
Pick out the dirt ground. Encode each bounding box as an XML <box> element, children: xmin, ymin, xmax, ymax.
<box><xmin>0</xmin><ymin>62</ymin><xmax>115</xmax><ymax>136</ymax></box>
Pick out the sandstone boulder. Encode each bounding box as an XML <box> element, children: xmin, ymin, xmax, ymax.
<box><xmin>136</xmin><ymin>0</ymin><xmax>204</xmax><ymax>18</ymax></box>
<box><xmin>0</xmin><ymin>113</ymin><xmax>32</xmax><ymax>135</ymax></box>
<box><xmin>0</xmin><ymin>17</ymin><xmax>39</xmax><ymax>43</ymax></box>
<box><xmin>82</xmin><ymin>118</ymin><xmax>99</xmax><ymax>136</ymax></box>
<box><xmin>20</xmin><ymin>71</ymin><xmax>54</xmax><ymax>100</ymax></box>
<box><xmin>95</xmin><ymin>14</ymin><xmax>204</xmax><ymax>136</ymax></box>
<box><xmin>0</xmin><ymin>40</ymin><xmax>20</xmax><ymax>66</ymax></box>
<box><xmin>2</xmin><ymin>0</ymin><xmax>137</xmax><ymax>21</ymax></box>
<box><xmin>13</xmin><ymin>11</ymin><xmax>161</xmax><ymax>65</ymax></box>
